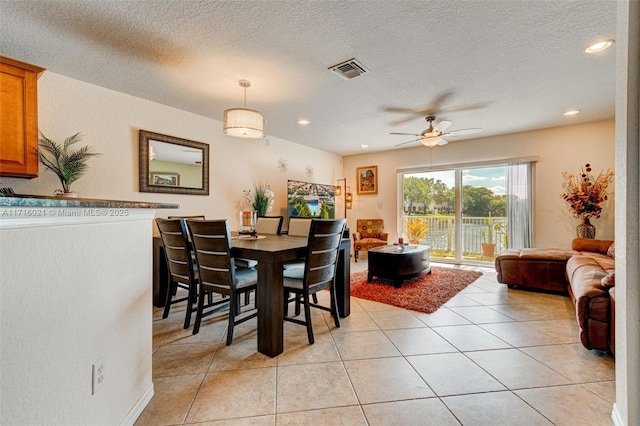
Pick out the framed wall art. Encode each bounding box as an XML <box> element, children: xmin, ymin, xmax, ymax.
<box><xmin>356</xmin><ymin>165</ymin><xmax>378</xmax><ymax>195</ymax></box>
<box><xmin>151</xmin><ymin>172</ymin><xmax>180</xmax><ymax>187</ymax></box>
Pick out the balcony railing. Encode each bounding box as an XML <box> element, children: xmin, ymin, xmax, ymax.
<box><xmin>403</xmin><ymin>215</ymin><xmax>507</xmax><ymax>261</ymax></box>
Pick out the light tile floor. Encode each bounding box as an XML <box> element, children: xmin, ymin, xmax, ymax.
<box><xmin>137</xmin><ymin>261</ymin><xmax>615</xmax><ymax>425</ymax></box>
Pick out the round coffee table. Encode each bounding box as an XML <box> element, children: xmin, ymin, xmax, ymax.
<box><xmin>367</xmin><ymin>244</ymin><xmax>431</xmax><ymax>288</ymax></box>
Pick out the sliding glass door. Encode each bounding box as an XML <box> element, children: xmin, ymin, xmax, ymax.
<box><xmin>401</xmin><ymin>161</ymin><xmax>532</xmax><ymax>264</ymax></box>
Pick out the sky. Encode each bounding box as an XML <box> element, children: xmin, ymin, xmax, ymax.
<box><xmin>408</xmin><ymin>166</ymin><xmax>506</xmax><ymax>195</ymax></box>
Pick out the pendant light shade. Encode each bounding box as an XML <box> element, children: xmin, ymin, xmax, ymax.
<box><xmin>223</xmin><ymin>80</ymin><xmax>265</xmax><ymax>139</ymax></box>
<box><xmin>223</xmin><ymin>108</ymin><xmax>265</xmax><ymax>138</ymax></box>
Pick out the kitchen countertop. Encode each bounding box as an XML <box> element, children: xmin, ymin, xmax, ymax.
<box><xmin>0</xmin><ymin>194</ymin><xmax>179</xmax><ymax>209</ymax></box>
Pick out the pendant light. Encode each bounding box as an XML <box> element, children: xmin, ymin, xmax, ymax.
<box><xmin>223</xmin><ymin>80</ymin><xmax>265</xmax><ymax>138</ymax></box>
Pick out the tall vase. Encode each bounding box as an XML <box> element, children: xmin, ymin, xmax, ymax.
<box><xmin>576</xmin><ymin>216</ymin><xmax>596</xmax><ymax>239</ymax></box>
<box><xmin>239</xmin><ymin>210</ymin><xmax>257</xmax><ymax>234</ymax></box>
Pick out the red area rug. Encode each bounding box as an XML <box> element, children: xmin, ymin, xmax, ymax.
<box><xmin>350</xmin><ymin>268</ymin><xmax>482</xmax><ymax>313</ymax></box>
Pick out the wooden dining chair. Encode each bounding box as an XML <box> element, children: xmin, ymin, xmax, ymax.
<box><xmin>168</xmin><ymin>215</ymin><xmax>206</xmax><ymax>220</ymax></box>
<box><xmin>283</xmin><ymin>219</ymin><xmax>346</xmax><ymax>344</ymax></box>
<box><xmin>186</xmin><ymin>219</ymin><xmax>258</xmax><ymax>345</ymax></box>
<box><xmin>256</xmin><ymin>215</ymin><xmax>284</xmax><ymax>235</ymax></box>
<box><xmin>166</xmin><ymin>215</ymin><xmax>214</xmax><ymax>304</ymax></box>
<box><xmin>283</xmin><ymin>216</ymin><xmax>320</xmax><ymax>306</ymax></box>
<box><xmin>287</xmin><ymin>217</ymin><xmax>312</xmax><ymax>237</ymax></box>
<box><xmin>155</xmin><ymin>218</ymin><xmax>199</xmax><ymax>329</ymax></box>
<box><xmin>283</xmin><ymin>217</ymin><xmax>312</xmax><ymax>269</ymax></box>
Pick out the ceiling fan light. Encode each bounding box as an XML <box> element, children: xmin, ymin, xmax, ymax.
<box><xmin>223</xmin><ymin>108</ymin><xmax>265</xmax><ymax>138</ymax></box>
<box><xmin>421</xmin><ymin>137</ymin><xmax>440</xmax><ymax>147</ymax></box>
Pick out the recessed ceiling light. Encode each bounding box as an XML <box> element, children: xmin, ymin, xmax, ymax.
<box><xmin>585</xmin><ymin>39</ymin><xmax>614</xmax><ymax>53</ymax></box>
<box><xmin>297</xmin><ymin>119</ymin><xmax>310</xmax><ymax>126</ymax></box>
<box><xmin>564</xmin><ymin>110</ymin><xmax>581</xmax><ymax>116</ymax></box>
<box><xmin>360</xmin><ymin>144</ymin><xmax>369</xmax><ymax>149</ymax></box>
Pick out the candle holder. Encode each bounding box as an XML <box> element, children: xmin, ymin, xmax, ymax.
<box><xmin>239</xmin><ymin>210</ymin><xmax>257</xmax><ymax>235</ymax></box>
<box><xmin>393</xmin><ymin>232</ymin><xmax>408</xmax><ymax>246</ymax></box>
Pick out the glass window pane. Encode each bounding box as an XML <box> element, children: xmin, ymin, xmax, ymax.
<box><xmin>402</xmin><ymin>170</ymin><xmax>456</xmax><ymax>261</ymax></box>
<box><xmin>461</xmin><ymin>166</ymin><xmax>507</xmax><ymax>262</ymax></box>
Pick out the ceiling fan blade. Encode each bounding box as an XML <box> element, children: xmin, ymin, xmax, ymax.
<box><xmin>444</xmin><ymin>127</ymin><xmax>483</xmax><ymax>137</ymax></box>
<box><xmin>383</xmin><ymin>106</ymin><xmax>420</xmax><ymax>114</ymax></box>
<box><xmin>437</xmin><ymin>137</ymin><xmax>449</xmax><ymax>146</ymax></box>
<box><xmin>389</xmin><ymin>115</ymin><xmax>423</xmax><ymax>126</ymax></box>
<box><xmin>395</xmin><ymin>138</ymin><xmax>421</xmax><ymax>147</ymax></box>
<box><xmin>434</xmin><ymin>120</ymin><xmax>452</xmax><ymax>132</ymax></box>
<box><xmin>431</xmin><ymin>90</ymin><xmax>455</xmax><ymax>108</ymax></box>
<box><xmin>390</xmin><ymin>132</ymin><xmax>421</xmax><ymax>136</ymax></box>
<box><xmin>385</xmin><ymin>90</ymin><xmax>457</xmax><ymax>126</ymax></box>
<box><xmin>439</xmin><ymin>103</ymin><xmax>487</xmax><ymax>114</ymax></box>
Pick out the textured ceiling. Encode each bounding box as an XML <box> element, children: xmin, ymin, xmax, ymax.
<box><xmin>0</xmin><ymin>1</ymin><xmax>617</xmax><ymax>156</ymax></box>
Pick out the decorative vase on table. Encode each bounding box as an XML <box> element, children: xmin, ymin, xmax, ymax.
<box><xmin>576</xmin><ymin>216</ymin><xmax>596</xmax><ymax>239</ymax></box>
<box><xmin>239</xmin><ymin>210</ymin><xmax>257</xmax><ymax>234</ymax></box>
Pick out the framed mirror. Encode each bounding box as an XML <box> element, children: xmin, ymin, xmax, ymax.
<box><xmin>139</xmin><ymin>130</ymin><xmax>209</xmax><ymax>195</ymax></box>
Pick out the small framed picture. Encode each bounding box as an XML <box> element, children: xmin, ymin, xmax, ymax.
<box><xmin>150</xmin><ymin>172</ymin><xmax>180</xmax><ymax>187</ymax></box>
<box><xmin>356</xmin><ymin>165</ymin><xmax>378</xmax><ymax>195</ymax></box>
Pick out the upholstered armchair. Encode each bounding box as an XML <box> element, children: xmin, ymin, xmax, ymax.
<box><xmin>352</xmin><ymin>219</ymin><xmax>388</xmax><ymax>262</ymax></box>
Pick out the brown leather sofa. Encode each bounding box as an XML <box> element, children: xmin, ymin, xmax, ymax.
<box><xmin>495</xmin><ymin>238</ymin><xmax>615</xmax><ymax>353</ymax></box>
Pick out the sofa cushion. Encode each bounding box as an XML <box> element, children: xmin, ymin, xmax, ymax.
<box><xmin>566</xmin><ymin>255</ymin><xmax>612</xmax><ymax>351</ymax></box>
<box><xmin>607</xmin><ymin>242</ymin><xmax>615</xmax><ymax>258</ymax></box>
<box><xmin>495</xmin><ymin>248</ymin><xmax>577</xmax><ymax>292</ymax></box>
<box><xmin>601</xmin><ymin>272</ymin><xmax>615</xmax><ymax>288</ymax></box>
<box><xmin>571</xmin><ymin>238</ymin><xmax>615</xmax><ymax>255</ymax></box>
<box><xmin>572</xmin><ymin>252</ymin><xmax>615</xmax><ymax>271</ymax></box>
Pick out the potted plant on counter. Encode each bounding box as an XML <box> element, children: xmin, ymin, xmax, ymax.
<box><xmin>38</xmin><ymin>132</ymin><xmax>99</xmax><ymax>197</ymax></box>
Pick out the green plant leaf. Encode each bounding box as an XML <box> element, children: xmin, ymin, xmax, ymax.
<box><xmin>38</xmin><ymin>132</ymin><xmax>99</xmax><ymax>191</ymax></box>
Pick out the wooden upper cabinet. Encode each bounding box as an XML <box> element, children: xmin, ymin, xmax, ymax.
<box><xmin>0</xmin><ymin>56</ymin><xmax>45</xmax><ymax>178</ymax></box>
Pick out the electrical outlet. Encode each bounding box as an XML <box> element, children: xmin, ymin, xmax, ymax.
<box><xmin>92</xmin><ymin>357</ymin><xmax>105</xmax><ymax>395</ymax></box>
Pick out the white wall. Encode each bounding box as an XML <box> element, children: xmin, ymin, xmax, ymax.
<box><xmin>0</xmin><ymin>217</ymin><xmax>153</xmax><ymax>425</ymax></box>
<box><xmin>343</xmin><ymin>120</ymin><xmax>615</xmax><ymax>250</ymax></box>
<box><xmin>0</xmin><ymin>72</ymin><xmax>343</xmax><ymax>424</ymax></box>
<box><xmin>0</xmin><ymin>72</ymin><xmax>344</xmax><ymax>228</ymax></box>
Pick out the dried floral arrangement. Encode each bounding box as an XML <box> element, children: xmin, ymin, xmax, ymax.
<box><xmin>561</xmin><ymin>163</ymin><xmax>614</xmax><ymax>219</ymax></box>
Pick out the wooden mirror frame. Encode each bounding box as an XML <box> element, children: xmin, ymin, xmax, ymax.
<box><xmin>139</xmin><ymin>130</ymin><xmax>210</xmax><ymax>196</ymax></box>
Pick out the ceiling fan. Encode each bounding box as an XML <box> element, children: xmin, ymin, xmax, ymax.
<box><xmin>391</xmin><ymin>116</ymin><xmax>482</xmax><ymax>147</ymax></box>
<box><xmin>384</xmin><ymin>90</ymin><xmax>486</xmax><ymax>126</ymax></box>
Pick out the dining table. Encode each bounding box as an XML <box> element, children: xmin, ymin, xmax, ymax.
<box><xmin>152</xmin><ymin>233</ymin><xmax>351</xmax><ymax>357</ymax></box>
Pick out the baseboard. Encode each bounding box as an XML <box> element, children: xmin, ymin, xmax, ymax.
<box><xmin>120</xmin><ymin>383</ymin><xmax>154</xmax><ymax>426</ymax></box>
<box><xmin>611</xmin><ymin>403</ymin><xmax>623</xmax><ymax>426</ymax></box>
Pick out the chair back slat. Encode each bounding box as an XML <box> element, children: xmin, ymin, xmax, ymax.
<box><xmin>156</xmin><ymin>218</ymin><xmax>195</xmax><ymax>284</ymax></box>
<box><xmin>186</xmin><ymin>220</ymin><xmax>235</xmax><ymax>292</ymax></box>
<box><xmin>307</xmin><ymin>250</ymin><xmax>339</xmax><ymax>270</ymax></box>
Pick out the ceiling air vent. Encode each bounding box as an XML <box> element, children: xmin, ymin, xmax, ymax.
<box><xmin>328</xmin><ymin>58</ymin><xmax>369</xmax><ymax>80</ymax></box>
